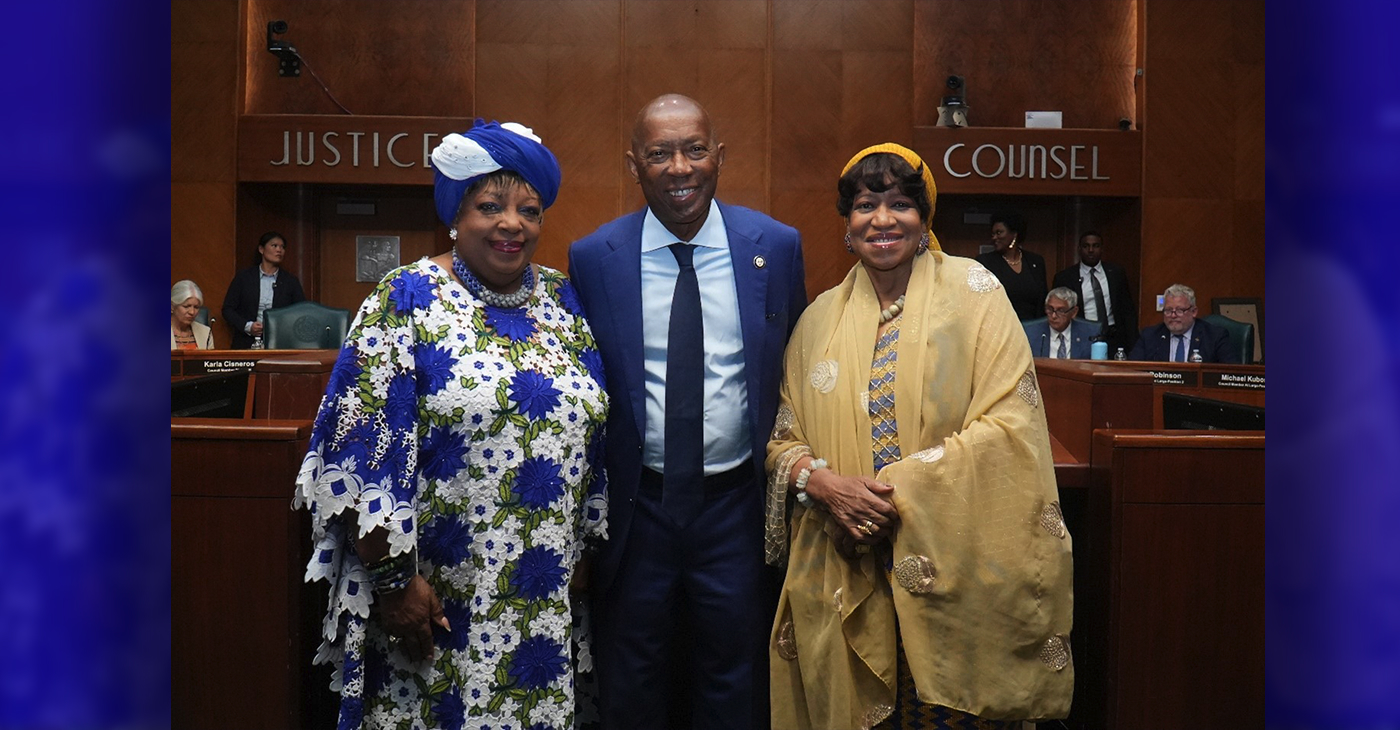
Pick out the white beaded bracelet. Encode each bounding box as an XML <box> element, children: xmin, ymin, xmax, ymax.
<box><xmin>795</xmin><ymin>457</ymin><xmax>828</xmax><ymax>508</ymax></box>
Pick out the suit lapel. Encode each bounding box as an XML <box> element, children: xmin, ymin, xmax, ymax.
<box><xmin>599</xmin><ymin>216</ymin><xmax>647</xmax><ymax>441</ymax></box>
<box><xmin>722</xmin><ymin>205</ymin><xmax>770</xmax><ymax>437</ymax></box>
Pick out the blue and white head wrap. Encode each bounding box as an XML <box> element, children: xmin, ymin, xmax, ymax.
<box><xmin>429</xmin><ymin>120</ymin><xmax>563</xmax><ymax>228</ymax></box>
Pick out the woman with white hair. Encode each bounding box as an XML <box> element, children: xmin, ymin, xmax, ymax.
<box><xmin>170</xmin><ymin>280</ymin><xmax>213</xmax><ymax>349</ymax></box>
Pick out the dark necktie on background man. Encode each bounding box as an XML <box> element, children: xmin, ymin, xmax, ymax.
<box><xmin>1056</xmin><ymin>332</ymin><xmax>1068</xmax><ymax>359</ymax></box>
<box><xmin>664</xmin><ymin>243</ymin><xmax>704</xmax><ymax>523</ymax></box>
<box><xmin>1087</xmin><ymin>267</ymin><xmax>1109</xmax><ymax>325</ymax></box>
<box><xmin>1172</xmin><ymin>334</ymin><xmax>1185</xmax><ymax>362</ymax></box>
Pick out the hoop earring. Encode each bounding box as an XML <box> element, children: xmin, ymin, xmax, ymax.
<box><xmin>917</xmin><ymin>232</ymin><xmax>930</xmax><ymax>255</ymax></box>
<box><xmin>449</xmin><ymin>228</ymin><xmax>458</xmax><ymax>241</ymax></box>
<box><xmin>844</xmin><ymin>231</ymin><xmax>854</xmax><ymax>254</ymax></box>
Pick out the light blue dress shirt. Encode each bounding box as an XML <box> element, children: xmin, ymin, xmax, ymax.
<box><xmin>1172</xmin><ymin>324</ymin><xmax>1195</xmax><ymax>361</ymax></box>
<box><xmin>247</xmin><ymin>269</ymin><xmax>278</xmax><ymax>334</ymax></box>
<box><xmin>639</xmin><ymin>200</ymin><xmax>751</xmax><ymax>474</ymax></box>
<box><xmin>1051</xmin><ymin>322</ymin><xmax>1074</xmax><ymax>359</ymax></box>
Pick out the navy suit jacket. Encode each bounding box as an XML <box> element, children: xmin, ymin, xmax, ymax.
<box><xmin>1024</xmin><ymin>319</ymin><xmax>1101</xmax><ymax>359</ymax></box>
<box><xmin>567</xmin><ymin>202</ymin><xmax>807</xmax><ymax>594</ymax></box>
<box><xmin>1128</xmin><ymin>318</ymin><xmax>1234</xmax><ymax>363</ymax></box>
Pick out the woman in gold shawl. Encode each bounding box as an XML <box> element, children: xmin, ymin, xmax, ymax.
<box><xmin>764</xmin><ymin>144</ymin><xmax>1073</xmax><ymax>729</ymax></box>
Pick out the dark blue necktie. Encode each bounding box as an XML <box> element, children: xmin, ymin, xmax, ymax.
<box><xmin>664</xmin><ymin>244</ymin><xmax>704</xmax><ymax>524</ymax></box>
<box><xmin>1173</xmin><ymin>335</ymin><xmax>1185</xmax><ymax>362</ymax></box>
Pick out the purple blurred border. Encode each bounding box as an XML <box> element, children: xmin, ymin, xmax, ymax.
<box><xmin>0</xmin><ymin>0</ymin><xmax>171</xmax><ymax>727</ymax></box>
<box><xmin>1268</xmin><ymin>0</ymin><xmax>1400</xmax><ymax>727</ymax></box>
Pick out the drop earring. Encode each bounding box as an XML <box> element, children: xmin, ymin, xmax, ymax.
<box><xmin>844</xmin><ymin>231</ymin><xmax>854</xmax><ymax>253</ymax></box>
<box><xmin>917</xmin><ymin>232</ymin><xmax>930</xmax><ymax>255</ymax></box>
<box><xmin>449</xmin><ymin>228</ymin><xmax>458</xmax><ymax>241</ymax></box>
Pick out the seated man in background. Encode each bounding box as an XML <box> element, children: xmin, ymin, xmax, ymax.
<box><xmin>1128</xmin><ymin>283</ymin><xmax>1231</xmax><ymax>362</ymax></box>
<box><xmin>1024</xmin><ymin>287</ymin><xmax>1100</xmax><ymax>359</ymax></box>
<box><xmin>1052</xmin><ymin>231</ymin><xmax>1136</xmax><ymax>353</ymax></box>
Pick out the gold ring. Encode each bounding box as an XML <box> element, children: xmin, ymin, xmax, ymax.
<box><xmin>858</xmin><ymin>520</ymin><xmax>875</xmax><ymax>535</ymax></box>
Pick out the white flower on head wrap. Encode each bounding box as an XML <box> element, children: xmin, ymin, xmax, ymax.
<box><xmin>500</xmin><ymin>122</ymin><xmax>540</xmax><ymax>142</ymax></box>
<box><xmin>430</xmin><ymin>123</ymin><xmax>540</xmax><ymax>181</ymax></box>
<box><xmin>431</xmin><ymin>134</ymin><xmax>499</xmax><ymax>182</ymax></box>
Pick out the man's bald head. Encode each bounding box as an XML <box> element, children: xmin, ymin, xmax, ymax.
<box><xmin>625</xmin><ymin>94</ymin><xmax>725</xmax><ymax>242</ymax></box>
<box><xmin>631</xmin><ymin>94</ymin><xmax>714</xmax><ymax>150</ymax></box>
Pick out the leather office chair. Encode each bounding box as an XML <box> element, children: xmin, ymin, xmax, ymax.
<box><xmin>195</xmin><ymin>306</ymin><xmax>211</xmax><ymax>326</ymax></box>
<box><xmin>1202</xmin><ymin>314</ymin><xmax>1254</xmax><ymax>364</ymax></box>
<box><xmin>264</xmin><ymin>301</ymin><xmax>352</xmax><ymax>349</ymax></box>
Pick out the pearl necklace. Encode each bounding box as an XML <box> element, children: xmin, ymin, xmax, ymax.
<box><xmin>452</xmin><ymin>248</ymin><xmax>534</xmax><ymax>309</ymax></box>
<box><xmin>879</xmin><ymin>295</ymin><xmax>906</xmax><ymax>323</ymax></box>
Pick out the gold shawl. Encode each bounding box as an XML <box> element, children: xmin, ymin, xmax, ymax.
<box><xmin>765</xmin><ymin>251</ymin><xmax>1073</xmax><ymax>729</ymax></box>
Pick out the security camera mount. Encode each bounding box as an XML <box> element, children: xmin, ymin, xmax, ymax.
<box><xmin>266</xmin><ymin>20</ymin><xmax>300</xmax><ymax>77</ymax></box>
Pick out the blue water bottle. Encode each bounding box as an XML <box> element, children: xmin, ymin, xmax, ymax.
<box><xmin>1090</xmin><ymin>341</ymin><xmax>1108</xmax><ymax>360</ymax></box>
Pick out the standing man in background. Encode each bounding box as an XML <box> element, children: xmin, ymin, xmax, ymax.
<box><xmin>568</xmin><ymin>94</ymin><xmax>807</xmax><ymax>729</ymax></box>
<box><xmin>1053</xmin><ymin>230</ymin><xmax>1136</xmax><ymax>353</ymax></box>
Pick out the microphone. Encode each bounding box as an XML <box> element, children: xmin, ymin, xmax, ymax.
<box><xmin>1040</xmin><ymin>333</ymin><xmax>1047</xmax><ymax>357</ymax></box>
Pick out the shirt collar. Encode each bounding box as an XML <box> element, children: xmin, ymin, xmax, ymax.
<box><xmin>640</xmin><ymin>199</ymin><xmax>726</xmax><ymax>253</ymax></box>
<box><xmin>259</xmin><ymin>268</ymin><xmax>278</xmax><ymax>279</ymax></box>
<box><xmin>1079</xmin><ymin>262</ymin><xmax>1099</xmax><ymax>276</ymax></box>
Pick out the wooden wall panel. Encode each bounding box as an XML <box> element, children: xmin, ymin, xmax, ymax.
<box><xmin>1140</xmin><ymin>198</ymin><xmax>1233</xmax><ymax>310</ymax></box>
<box><xmin>771</xmin><ymin>47</ymin><xmax>852</xmax><ymax>295</ymax></box>
<box><xmin>914</xmin><ymin>0</ymin><xmax>1136</xmax><ymax>129</ymax></box>
<box><xmin>243</xmin><ymin>0</ymin><xmax>474</xmax><ymax>116</ymax></box>
<box><xmin>1142</xmin><ymin>57</ymin><xmax>1235</xmax><ymax>200</ymax></box>
<box><xmin>1234</xmin><ymin>62</ymin><xmax>1265</xmax><ymax>202</ymax></box>
<box><xmin>172</xmin><ymin>183</ymin><xmax>238</xmax><ymax>348</ymax></box>
<box><xmin>475</xmin><ymin>0</ymin><xmax>623</xmax><ymax>272</ymax></box>
<box><xmin>1139</xmin><ymin>0</ymin><xmax>1265</xmax><ymax>333</ymax></box>
<box><xmin>771</xmin><ymin>0</ymin><xmax>916</xmax><ymax>298</ymax></box>
<box><xmin>172</xmin><ymin>0</ymin><xmax>240</xmax><ymax>349</ymax></box>
<box><xmin>172</xmin><ymin>2</ymin><xmax>238</xmax><ymax>183</ymax></box>
<box><xmin>315</xmin><ymin>186</ymin><xmax>440</xmax><ymax>313</ymax></box>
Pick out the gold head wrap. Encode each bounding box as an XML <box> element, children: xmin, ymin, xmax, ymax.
<box><xmin>840</xmin><ymin>142</ymin><xmax>941</xmax><ymax>252</ymax></box>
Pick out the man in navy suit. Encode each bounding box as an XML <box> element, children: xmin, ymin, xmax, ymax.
<box><xmin>568</xmin><ymin>94</ymin><xmax>807</xmax><ymax>729</ymax></box>
<box><xmin>1024</xmin><ymin>287</ymin><xmax>1101</xmax><ymax>359</ymax></box>
<box><xmin>1051</xmin><ymin>231</ymin><xmax>1137</xmax><ymax>353</ymax></box>
<box><xmin>1129</xmin><ymin>283</ymin><xmax>1233</xmax><ymax>363</ymax></box>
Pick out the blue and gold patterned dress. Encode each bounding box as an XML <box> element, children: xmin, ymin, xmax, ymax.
<box><xmin>295</xmin><ymin>259</ymin><xmax>608</xmax><ymax>730</ymax></box>
<box><xmin>869</xmin><ymin>315</ymin><xmax>1016</xmax><ymax>730</ymax></box>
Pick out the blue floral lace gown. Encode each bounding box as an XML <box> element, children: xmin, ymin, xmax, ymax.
<box><xmin>294</xmin><ymin>259</ymin><xmax>608</xmax><ymax>730</ymax></box>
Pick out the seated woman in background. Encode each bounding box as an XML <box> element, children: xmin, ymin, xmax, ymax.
<box><xmin>974</xmin><ymin>212</ymin><xmax>1047</xmax><ymax>321</ymax></box>
<box><xmin>221</xmin><ymin>230</ymin><xmax>306</xmax><ymax>348</ymax></box>
<box><xmin>170</xmin><ymin>280</ymin><xmax>213</xmax><ymax>350</ymax></box>
<box><xmin>294</xmin><ymin>120</ymin><xmax>608</xmax><ymax>730</ymax></box>
<box><xmin>766</xmin><ymin>144</ymin><xmax>1072</xmax><ymax>729</ymax></box>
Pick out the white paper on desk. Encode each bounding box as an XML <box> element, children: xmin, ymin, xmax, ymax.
<box><xmin>1025</xmin><ymin>111</ymin><xmax>1063</xmax><ymax>128</ymax></box>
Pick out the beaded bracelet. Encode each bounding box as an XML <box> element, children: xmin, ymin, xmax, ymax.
<box><xmin>794</xmin><ymin>457</ymin><xmax>828</xmax><ymax>508</ymax></box>
<box><xmin>364</xmin><ymin>550</ymin><xmax>418</xmax><ymax>595</ymax></box>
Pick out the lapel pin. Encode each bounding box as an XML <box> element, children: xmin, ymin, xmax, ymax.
<box><xmin>753</xmin><ymin>255</ymin><xmax>766</xmax><ymax>269</ymax></box>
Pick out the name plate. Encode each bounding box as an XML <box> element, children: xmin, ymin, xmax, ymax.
<box><xmin>1204</xmin><ymin>372</ymin><xmax>1265</xmax><ymax>390</ymax></box>
<box><xmin>1149</xmin><ymin>370</ymin><xmax>1198</xmax><ymax>387</ymax></box>
<box><xmin>186</xmin><ymin>358</ymin><xmax>259</xmax><ymax>376</ymax></box>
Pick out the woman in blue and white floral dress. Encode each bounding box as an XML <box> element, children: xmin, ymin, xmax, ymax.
<box><xmin>295</xmin><ymin>121</ymin><xmax>608</xmax><ymax>730</ymax></box>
